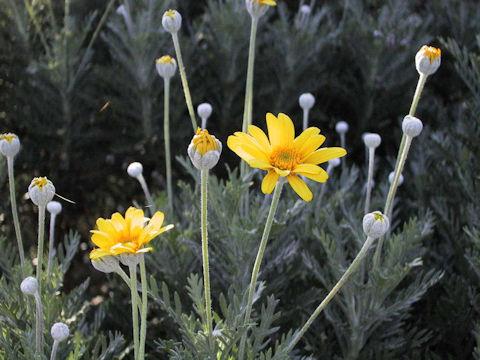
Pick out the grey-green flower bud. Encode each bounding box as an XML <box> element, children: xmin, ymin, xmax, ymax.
<box><xmin>363</xmin><ymin>211</ymin><xmax>390</xmax><ymax>238</ymax></box>
<box><xmin>402</xmin><ymin>115</ymin><xmax>423</xmax><ymax>138</ymax></box>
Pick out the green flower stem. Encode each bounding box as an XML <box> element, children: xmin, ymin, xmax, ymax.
<box><xmin>139</xmin><ymin>256</ymin><xmax>148</xmax><ymax>360</ymax></box>
<box><xmin>129</xmin><ymin>264</ymin><xmax>140</xmax><ymax>359</ymax></box>
<box><xmin>164</xmin><ymin>78</ymin><xmax>173</xmax><ymax>212</ymax></box>
<box><xmin>373</xmin><ymin>73</ymin><xmax>427</xmax><ymax>267</ymax></box>
<box><xmin>364</xmin><ymin>147</ymin><xmax>375</xmax><ymax>214</ymax></box>
<box><xmin>34</xmin><ymin>292</ymin><xmax>44</xmax><ymax>356</ymax></box>
<box><xmin>116</xmin><ymin>266</ymin><xmax>142</xmax><ymax>310</ymax></box>
<box><xmin>137</xmin><ymin>174</ymin><xmax>155</xmax><ymax>216</ymax></box>
<box><xmin>302</xmin><ymin>109</ymin><xmax>310</xmax><ymax>131</ymax></box>
<box><xmin>47</xmin><ymin>213</ymin><xmax>57</xmax><ymax>277</ymax></box>
<box><xmin>7</xmin><ymin>156</ymin><xmax>25</xmax><ymax>272</ymax></box>
<box><xmin>285</xmin><ymin>236</ymin><xmax>375</xmax><ymax>354</ymax></box>
<box><xmin>240</xmin><ymin>16</ymin><xmax>258</xmax><ymax>178</ymax></box>
<box><xmin>201</xmin><ymin>170</ymin><xmax>213</xmax><ymax>346</ymax></box>
<box><xmin>36</xmin><ymin>205</ymin><xmax>46</xmax><ymax>292</ymax></box>
<box><xmin>171</xmin><ymin>32</ymin><xmax>197</xmax><ymax>133</ymax></box>
<box><xmin>238</xmin><ymin>181</ymin><xmax>284</xmax><ymax>360</ymax></box>
<box><xmin>50</xmin><ymin>341</ymin><xmax>59</xmax><ymax>360</ymax></box>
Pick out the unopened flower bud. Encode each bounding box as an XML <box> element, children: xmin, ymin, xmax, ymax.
<box><xmin>415</xmin><ymin>45</ymin><xmax>441</xmax><ymax>76</ymax></box>
<box><xmin>197</xmin><ymin>103</ymin><xmax>213</xmax><ymax>120</ymax></box>
<box><xmin>363</xmin><ymin>211</ymin><xmax>390</xmax><ymax>239</ymax></box>
<box><xmin>162</xmin><ymin>9</ymin><xmax>182</xmax><ymax>34</ymax></box>
<box><xmin>299</xmin><ymin>93</ymin><xmax>315</xmax><ymax>111</ymax></box>
<box><xmin>51</xmin><ymin>322</ymin><xmax>69</xmax><ymax>342</ymax></box>
<box><xmin>402</xmin><ymin>115</ymin><xmax>423</xmax><ymax>138</ymax></box>
<box><xmin>363</xmin><ymin>133</ymin><xmax>381</xmax><ymax>148</ymax></box>
<box><xmin>91</xmin><ymin>256</ymin><xmax>119</xmax><ymax>273</ymax></box>
<box><xmin>155</xmin><ymin>55</ymin><xmax>177</xmax><ymax>79</ymax></box>
<box><xmin>300</xmin><ymin>5</ymin><xmax>311</xmax><ymax>15</ymax></box>
<box><xmin>20</xmin><ymin>276</ymin><xmax>38</xmax><ymax>295</ymax></box>
<box><xmin>335</xmin><ymin>121</ymin><xmax>349</xmax><ymax>134</ymax></box>
<box><xmin>127</xmin><ymin>162</ymin><xmax>143</xmax><ymax>178</ymax></box>
<box><xmin>388</xmin><ymin>171</ymin><xmax>404</xmax><ymax>186</ymax></box>
<box><xmin>119</xmin><ymin>253</ymin><xmax>142</xmax><ymax>267</ymax></box>
<box><xmin>47</xmin><ymin>201</ymin><xmax>62</xmax><ymax>215</ymax></box>
<box><xmin>188</xmin><ymin>128</ymin><xmax>222</xmax><ymax>171</ymax></box>
<box><xmin>29</xmin><ymin>177</ymin><xmax>55</xmax><ymax>207</ymax></box>
<box><xmin>245</xmin><ymin>0</ymin><xmax>277</xmax><ymax>18</ymax></box>
<box><xmin>328</xmin><ymin>158</ymin><xmax>341</xmax><ymax>168</ymax></box>
<box><xmin>0</xmin><ymin>133</ymin><xmax>20</xmax><ymax>158</ymax></box>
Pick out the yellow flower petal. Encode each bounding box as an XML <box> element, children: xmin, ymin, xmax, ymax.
<box><xmin>294</xmin><ymin>163</ymin><xmax>322</xmax><ymax>174</ymax></box>
<box><xmin>248</xmin><ymin>125</ymin><xmax>271</xmax><ymax>151</ymax></box>
<box><xmin>293</xmin><ymin>127</ymin><xmax>320</xmax><ymax>148</ymax></box>
<box><xmin>248</xmin><ymin>158</ymin><xmax>272</xmax><ymax>170</ymax></box>
<box><xmin>302</xmin><ymin>169</ymin><xmax>328</xmax><ymax>182</ymax></box>
<box><xmin>277</xmin><ymin>113</ymin><xmax>295</xmax><ymax>144</ymax></box>
<box><xmin>90</xmin><ymin>248</ymin><xmax>111</xmax><ymax>260</ymax></box>
<box><xmin>287</xmin><ymin>175</ymin><xmax>313</xmax><ymax>201</ymax></box>
<box><xmin>266</xmin><ymin>113</ymin><xmax>282</xmax><ymax>147</ymax></box>
<box><xmin>299</xmin><ymin>134</ymin><xmax>326</xmax><ymax>156</ymax></box>
<box><xmin>261</xmin><ymin>171</ymin><xmax>279</xmax><ymax>194</ymax></box>
<box><xmin>303</xmin><ymin>147</ymin><xmax>347</xmax><ymax>164</ymax></box>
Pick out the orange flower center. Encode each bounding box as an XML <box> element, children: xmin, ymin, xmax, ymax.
<box><xmin>421</xmin><ymin>45</ymin><xmax>441</xmax><ymax>63</ymax></box>
<box><xmin>193</xmin><ymin>128</ymin><xmax>218</xmax><ymax>155</ymax></box>
<box><xmin>270</xmin><ymin>146</ymin><xmax>301</xmax><ymax>171</ymax></box>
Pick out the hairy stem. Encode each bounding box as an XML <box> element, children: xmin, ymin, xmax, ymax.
<box><xmin>137</xmin><ymin>174</ymin><xmax>155</xmax><ymax>216</ymax></box>
<box><xmin>139</xmin><ymin>257</ymin><xmax>148</xmax><ymax>360</ymax></box>
<box><xmin>364</xmin><ymin>147</ymin><xmax>375</xmax><ymax>214</ymax></box>
<box><xmin>36</xmin><ymin>206</ymin><xmax>46</xmax><ymax>292</ymax></box>
<box><xmin>34</xmin><ymin>292</ymin><xmax>44</xmax><ymax>356</ymax></box>
<box><xmin>47</xmin><ymin>213</ymin><xmax>57</xmax><ymax>277</ymax></box>
<box><xmin>7</xmin><ymin>156</ymin><xmax>25</xmax><ymax>272</ymax></box>
<box><xmin>164</xmin><ymin>78</ymin><xmax>173</xmax><ymax>212</ymax></box>
<box><xmin>129</xmin><ymin>264</ymin><xmax>140</xmax><ymax>358</ymax></box>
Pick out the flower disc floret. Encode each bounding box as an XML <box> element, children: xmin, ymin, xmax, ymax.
<box><xmin>228</xmin><ymin>112</ymin><xmax>347</xmax><ymax>201</ymax></box>
<box><xmin>89</xmin><ymin>207</ymin><xmax>173</xmax><ymax>260</ymax></box>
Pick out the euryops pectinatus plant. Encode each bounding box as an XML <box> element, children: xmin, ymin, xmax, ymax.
<box><xmin>0</xmin><ymin>0</ymin><xmax>454</xmax><ymax>359</ymax></box>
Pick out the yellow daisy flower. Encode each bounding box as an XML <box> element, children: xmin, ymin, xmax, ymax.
<box><xmin>89</xmin><ymin>207</ymin><xmax>173</xmax><ymax>260</ymax></box>
<box><xmin>228</xmin><ymin>113</ymin><xmax>346</xmax><ymax>201</ymax></box>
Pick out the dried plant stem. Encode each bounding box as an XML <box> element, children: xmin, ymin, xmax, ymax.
<box><xmin>164</xmin><ymin>78</ymin><xmax>173</xmax><ymax>212</ymax></box>
<box><xmin>172</xmin><ymin>32</ymin><xmax>197</xmax><ymax>132</ymax></box>
<box><xmin>286</xmin><ymin>236</ymin><xmax>375</xmax><ymax>353</ymax></box>
<box><xmin>7</xmin><ymin>157</ymin><xmax>25</xmax><ymax>272</ymax></box>
<box><xmin>129</xmin><ymin>265</ymin><xmax>140</xmax><ymax>358</ymax></box>
<box><xmin>201</xmin><ymin>170</ymin><xmax>213</xmax><ymax>347</ymax></box>
<box><xmin>364</xmin><ymin>147</ymin><xmax>375</xmax><ymax>214</ymax></box>
<box><xmin>238</xmin><ymin>181</ymin><xmax>284</xmax><ymax>360</ymax></box>
<box><xmin>373</xmin><ymin>73</ymin><xmax>427</xmax><ymax>267</ymax></box>
<box><xmin>139</xmin><ymin>257</ymin><xmax>148</xmax><ymax>360</ymax></box>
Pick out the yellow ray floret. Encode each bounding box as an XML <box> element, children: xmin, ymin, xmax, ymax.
<box><xmin>89</xmin><ymin>207</ymin><xmax>174</xmax><ymax>260</ymax></box>
<box><xmin>227</xmin><ymin>113</ymin><xmax>346</xmax><ymax>202</ymax></box>
<box><xmin>193</xmin><ymin>127</ymin><xmax>218</xmax><ymax>155</ymax></box>
<box><xmin>156</xmin><ymin>55</ymin><xmax>175</xmax><ymax>65</ymax></box>
<box><xmin>253</xmin><ymin>0</ymin><xmax>277</xmax><ymax>6</ymax></box>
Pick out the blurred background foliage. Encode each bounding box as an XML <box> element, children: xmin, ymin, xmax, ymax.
<box><xmin>0</xmin><ymin>0</ymin><xmax>479</xmax><ymax>359</ymax></box>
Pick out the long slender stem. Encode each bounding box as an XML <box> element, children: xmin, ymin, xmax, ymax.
<box><xmin>116</xmin><ymin>266</ymin><xmax>142</xmax><ymax>310</ymax></box>
<box><xmin>172</xmin><ymin>32</ymin><xmax>197</xmax><ymax>132</ymax></box>
<box><xmin>285</xmin><ymin>236</ymin><xmax>375</xmax><ymax>353</ymax></box>
<box><xmin>373</xmin><ymin>74</ymin><xmax>428</xmax><ymax>266</ymax></box>
<box><xmin>34</xmin><ymin>292</ymin><xmax>44</xmax><ymax>356</ymax></box>
<box><xmin>238</xmin><ymin>181</ymin><xmax>284</xmax><ymax>360</ymax></box>
<box><xmin>7</xmin><ymin>157</ymin><xmax>25</xmax><ymax>272</ymax></box>
<box><xmin>364</xmin><ymin>147</ymin><xmax>375</xmax><ymax>214</ymax></box>
<box><xmin>50</xmin><ymin>341</ymin><xmax>59</xmax><ymax>360</ymax></box>
<box><xmin>137</xmin><ymin>174</ymin><xmax>155</xmax><ymax>216</ymax></box>
<box><xmin>164</xmin><ymin>78</ymin><xmax>173</xmax><ymax>212</ymax></box>
<box><xmin>373</xmin><ymin>136</ymin><xmax>413</xmax><ymax>268</ymax></box>
<box><xmin>139</xmin><ymin>257</ymin><xmax>148</xmax><ymax>360</ymax></box>
<box><xmin>302</xmin><ymin>109</ymin><xmax>310</xmax><ymax>131</ymax></box>
<box><xmin>201</xmin><ymin>170</ymin><xmax>213</xmax><ymax>346</ymax></box>
<box><xmin>129</xmin><ymin>265</ymin><xmax>140</xmax><ymax>359</ymax></box>
<box><xmin>240</xmin><ymin>16</ymin><xmax>258</xmax><ymax>178</ymax></box>
<box><xmin>37</xmin><ymin>206</ymin><xmax>46</xmax><ymax>292</ymax></box>
<box><xmin>47</xmin><ymin>214</ymin><xmax>56</xmax><ymax>277</ymax></box>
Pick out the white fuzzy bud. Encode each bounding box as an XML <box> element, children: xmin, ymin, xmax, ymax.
<box><xmin>119</xmin><ymin>253</ymin><xmax>142</xmax><ymax>267</ymax></box>
<box><xmin>328</xmin><ymin>158</ymin><xmax>341</xmax><ymax>168</ymax></box>
<box><xmin>162</xmin><ymin>9</ymin><xmax>182</xmax><ymax>34</ymax></box>
<box><xmin>51</xmin><ymin>322</ymin><xmax>69</xmax><ymax>342</ymax></box>
<box><xmin>299</xmin><ymin>93</ymin><xmax>315</xmax><ymax>111</ymax></box>
<box><xmin>91</xmin><ymin>256</ymin><xmax>119</xmax><ymax>274</ymax></box>
<box><xmin>335</xmin><ymin>121</ymin><xmax>349</xmax><ymax>134</ymax></box>
<box><xmin>28</xmin><ymin>177</ymin><xmax>55</xmax><ymax>207</ymax></box>
<box><xmin>127</xmin><ymin>162</ymin><xmax>143</xmax><ymax>178</ymax></box>
<box><xmin>300</xmin><ymin>5</ymin><xmax>311</xmax><ymax>15</ymax></box>
<box><xmin>363</xmin><ymin>133</ymin><xmax>381</xmax><ymax>148</ymax></box>
<box><xmin>0</xmin><ymin>133</ymin><xmax>20</xmax><ymax>158</ymax></box>
<box><xmin>197</xmin><ymin>103</ymin><xmax>213</xmax><ymax>120</ymax></box>
<box><xmin>402</xmin><ymin>115</ymin><xmax>423</xmax><ymax>138</ymax></box>
<box><xmin>388</xmin><ymin>171</ymin><xmax>404</xmax><ymax>186</ymax></box>
<box><xmin>47</xmin><ymin>201</ymin><xmax>62</xmax><ymax>215</ymax></box>
<box><xmin>415</xmin><ymin>45</ymin><xmax>441</xmax><ymax>76</ymax></box>
<box><xmin>245</xmin><ymin>0</ymin><xmax>275</xmax><ymax>18</ymax></box>
<box><xmin>188</xmin><ymin>129</ymin><xmax>222</xmax><ymax>171</ymax></box>
<box><xmin>155</xmin><ymin>55</ymin><xmax>177</xmax><ymax>79</ymax></box>
<box><xmin>363</xmin><ymin>211</ymin><xmax>390</xmax><ymax>239</ymax></box>
<box><xmin>20</xmin><ymin>276</ymin><xmax>38</xmax><ymax>295</ymax></box>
